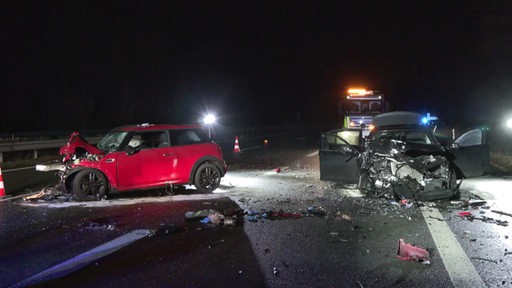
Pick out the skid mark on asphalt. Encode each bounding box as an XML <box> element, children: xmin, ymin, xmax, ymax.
<box><xmin>421</xmin><ymin>206</ymin><xmax>486</xmax><ymax>288</ymax></box>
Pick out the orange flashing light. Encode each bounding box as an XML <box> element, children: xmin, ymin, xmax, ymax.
<box><xmin>368</xmin><ymin>124</ymin><xmax>375</xmax><ymax>131</ymax></box>
<box><xmin>347</xmin><ymin>88</ymin><xmax>369</xmax><ymax>96</ymax></box>
<box><xmin>349</xmin><ymin>121</ymin><xmax>356</xmax><ymax>127</ymax></box>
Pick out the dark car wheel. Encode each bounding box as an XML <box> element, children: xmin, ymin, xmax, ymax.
<box><xmin>72</xmin><ymin>169</ymin><xmax>108</xmax><ymax>201</ymax></box>
<box><xmin>194</xmin><ymin>162</ymin><xmax>221</xmax><ymax>193</ymax></box>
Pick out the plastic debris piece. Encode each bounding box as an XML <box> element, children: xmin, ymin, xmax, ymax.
<box><xmin>273</xmin><ymin>267</ymin><xmax>279</xmax><ymax>275</ymax></box>
<box><xmin>245</xmin><ymin>215</ymin><xmax>258</xmax><ymax>222</ymax></box>
<box><xmin>200</xmin><ymin>217</ymin><xmax>210</xmax><ymax>224</ymax></box>
<box><xmin>458</xmin><ymin>211</ymin><xmax>472</xmax><ymax>218</ymax></box>
<box><xmin>185</xmin><ymin>209</ymin><xmax>217</xmax><ymax>220</ymax></box>
<box><xmin>224</xmin><ymin>217</ymin><xmax>236</xmax><ymax>226</ymax></box>
<box><xmin>491</xmin><ymin>210</ymin><xmax>512</xmax><ymax>218</ymax></box>
<box><xmin>397</xmin><ymin>238</ymin><xmax>430</xmax><ymax>264</ymax></box>
<box><xmin>23</xmin><ymin>191</ymin><xmax>46</xmax><ymax>200</ymax></box>
<box><xmin>244</xmin><ymin>210</ymin><xmax>259</xmax><ymax>216</ymax></box>
<box><xmin>390</xmin><ymin>199</ymin><xmax>414</xmax><ymax>208</ymax></box>
<box><xmin>307</xmin><ymin>206</ymin><xmax>326</xmax><ymax>216</ymax></box>
<box><xmin>208</xmin><ymin>212</ymin><xmax>225</xmax><ymax>225</ymax></box>
<box><xmin>275</xmin><ymin>167</ymin><xmax>281</xmax><ymax>173</ymax></box>
<box><xmin>468</xmin><ymin>199</ymin><xmax>487</xmax><ymax>207</ymax></box>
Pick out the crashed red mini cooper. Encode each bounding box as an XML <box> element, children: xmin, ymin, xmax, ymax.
<box><xmin>58</xmin><ymin>124</ymin><xmax>227</xmax><ymax>201</ymax></box>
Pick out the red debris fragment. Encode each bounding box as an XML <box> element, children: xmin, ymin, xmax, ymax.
<box><xmin>397</xmin><ymin>238</ymin><xmax>430</xmax><ymax>264</ymax></box>
<box><xmin>458</xmin><ymin>211</ymin><xmax>472</xmax><ymax>217</ymax></box>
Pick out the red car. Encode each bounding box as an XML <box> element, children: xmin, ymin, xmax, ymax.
<box><xmin>59</xmin><ymin>124</ymin><xmax>227</xmax><ymax>201</ymax></box>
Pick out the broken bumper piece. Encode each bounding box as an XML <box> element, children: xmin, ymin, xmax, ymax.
<box><xmin>36</xmin><ymin>163</ymin><xmax>65</xmax><ymax>172</ymax></box>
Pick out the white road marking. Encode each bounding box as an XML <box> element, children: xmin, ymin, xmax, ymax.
<box><xmin>240</xmin><ymin>146</ymin><xmax>261</xmax><ymax>152</ymax></box>
<box><xmin>10</xmin><ymin>229</ymin><xmax>154</xmax><ymax>288</ymax></box>
<box><xmin>421</xmin><ymin>206</ymin><xmax>486</xmax><ymax>288</ymax></box>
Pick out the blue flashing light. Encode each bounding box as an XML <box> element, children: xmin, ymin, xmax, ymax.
<box><xmin>421</xmin><ymin>113</ymin><xmax>438</xmax><ymax>125</ymax></box>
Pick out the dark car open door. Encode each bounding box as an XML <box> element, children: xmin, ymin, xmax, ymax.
<box><xmin>319</xmin><ymin>129</ymin><xmax>363</xmax><ymax>182</ymax></box>
<box><xmin>450</xmin><ymin>128</ymin><xmax>489</xmax><ymax>177</ymax></box>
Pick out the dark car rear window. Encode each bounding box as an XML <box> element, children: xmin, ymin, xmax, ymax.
<box><xmin>170</xmin><ymin>129</ymin><xmax>209</xmax><ymax>146</ymax></box>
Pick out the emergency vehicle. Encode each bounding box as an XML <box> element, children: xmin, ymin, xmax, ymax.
<box><xmin>339</xmin><ymin>88</ymin><xmax>388</xmax><ymax>136</ymax></box>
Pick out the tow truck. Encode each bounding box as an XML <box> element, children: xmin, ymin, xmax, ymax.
<box><xmin>339</xmin><ymin>88</ymin><xmax>388</xmax><ymax>137</ymax></box>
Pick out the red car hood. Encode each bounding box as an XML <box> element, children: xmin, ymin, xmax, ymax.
<box><xmin>60</xmin><ymin>131</ymin><xmax>103</xmax><ymax>162</ymax></box>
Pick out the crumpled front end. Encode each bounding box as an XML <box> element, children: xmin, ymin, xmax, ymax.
<box><xmin>360</xmin><ymin>139</ymin><xmax>459</xmax><ymax>201</ymax></box>
<box><xmin>60</xmin><ymin>132</ymin><xmax>103</xmax><ymax>164</ymax></box>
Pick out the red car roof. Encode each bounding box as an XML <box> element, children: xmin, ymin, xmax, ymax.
<box><xmin>113</xmin><ymin>124</ymin><xmax>202</xmax><ymax>132</ymax></box>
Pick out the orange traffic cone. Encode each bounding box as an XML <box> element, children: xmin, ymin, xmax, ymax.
<box><xmin>0</xmin><ymin>164</ymin><xmax>5</xmax><ymax>197</ymax></box>
<box><xmin>234</xmin><ymin>136</ymin><xmax>241</xmax><ymax>153</ymax></box>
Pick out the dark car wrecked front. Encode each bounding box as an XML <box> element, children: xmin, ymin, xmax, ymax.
<box><xmin>319</xmin><ymin>111</ymin><xmax>490</xmax><ymax>201</ymax></box>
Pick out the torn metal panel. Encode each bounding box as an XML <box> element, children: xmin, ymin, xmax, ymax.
<box><xmin>361</xmin><ymin>138</ymin><xmax>458</xmax><ymax>201</ymax></box>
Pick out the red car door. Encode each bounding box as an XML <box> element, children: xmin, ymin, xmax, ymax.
<box><xmin>116</xmin><ymin>132</ymin><xmax>176</xmax><ymax>190</ymax></box>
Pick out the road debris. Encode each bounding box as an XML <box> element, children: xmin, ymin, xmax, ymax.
<box><xmin>81</xmin><ymin>216</ymin><xmax>123</xmax><ymax>231</ymax></box>
<box><xmin>329</xmin><ymin>232</ymin><xmax>348</xmax><ymax>243</ymax></box>
<box><xmin>273</xmin><ymin>267</ymin><xmax>279</xmax><ymax>275</ymax></box>
<box><xmin>185</xmin><ymin>209</ymin><xmax>216</xmax><ymax>220</ymax></box>
<box><xmin>467</xmin><ymin>199</ymin><xmax>487</xmax><ymax>207</ymax></box>
<box><xmin>491</xmin><ymin>210</ymin><xmax>512</xmax><ymax>218</ymax></box>
<box><xmin>389</xmin><ymin>199</ymin><xmax>414</xmax><ymax>208</ymax></box>
<box><xmin>185</xmin><ymin>209</ymin><xmax>239</xmax><ymax>226</ymax></box>
<box><xmin>23</xmin><ymin>191</ymin><xmax>45</xmax><ymax>200</ymax></box>
<box><xmin>471</xmin><ymin>257</ymin><xmax>498</xmax><ymax>264</ymax></box>
<box><xmin>457</xmin><ymin>211</ymin><xmax>509</xmax><ymax>226</ymax></box>
<box><xmin>396</xmin><ymin>238</ymin><xmax>431</xmax><ymax>264</ymax></box>
<box><xmin>458</xmin><ymin>211</ymin><xmax>473</xmax><ymax>218</ymax></box>
<box><xmin>243</xmin><ymin>206</ymin><xmax>329</xmax><ymax>223</ymax></box>
<box><xmin>306</xmin><ymin>206</ymin><xmax>326</xmax><ymax>216</ymax></box>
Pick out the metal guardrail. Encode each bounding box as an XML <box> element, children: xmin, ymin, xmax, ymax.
<box><xmin>0</xmin><ymin>124</ymin><xmax>333</xmax><ymax>163</ymax></box>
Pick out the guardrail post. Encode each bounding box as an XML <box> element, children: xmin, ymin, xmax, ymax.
<box><xmin>33</xmin><ymin>149</ymin><xmax>38</xmax><ymax>159</ymax></box>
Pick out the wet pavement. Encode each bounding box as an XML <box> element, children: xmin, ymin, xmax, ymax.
<box><xmin>1</xmin><ymin>133</ymin><xmax>512</xmax><ymax>287</ymax></box>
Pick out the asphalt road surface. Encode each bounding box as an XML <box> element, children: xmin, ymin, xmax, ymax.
<box><xmin>1</xmin><ymin>132</ymin><xmax>512</xmax><ymax>287</ymax></box>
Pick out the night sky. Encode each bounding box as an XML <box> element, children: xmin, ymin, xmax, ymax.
<box><xmin>1</xmin><ymin>1</ymin><xmax>512</xmax><ymax>133</ymax></box>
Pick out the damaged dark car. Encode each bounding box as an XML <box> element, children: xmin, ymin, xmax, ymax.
<box><xmin>319</xmin><ymin>111</ymin><xmax>489</xmax><ymax>201</ymax></box>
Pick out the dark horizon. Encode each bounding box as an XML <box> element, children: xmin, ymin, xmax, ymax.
<box><xmin>1</xmin><ymin>1</ymin><xmax>512</xmax><ymax>133</ymax></box>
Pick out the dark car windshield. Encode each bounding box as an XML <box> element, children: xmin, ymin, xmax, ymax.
<box><xmin>369</xmin><ymin>129</ymin><xmax>438</xmax><ymax>145</ymax></box>
<box><xmin>97</xmin><ymin>131</ymin><xmax>130</xmax><ymax>152</ymax></box>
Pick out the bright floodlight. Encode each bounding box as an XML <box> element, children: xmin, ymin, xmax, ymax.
<box><xmin>507</xmin><ymin>118</ymin><xmax>512</xmax><ymax>128</ymax></box>
<box><xmin>204</xmin><ymin>114</ymin><xmax>216</xmax><ymax>125</ymax></box>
